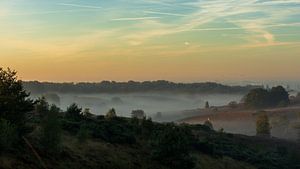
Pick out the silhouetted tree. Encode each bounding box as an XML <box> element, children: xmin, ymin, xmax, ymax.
<box><xmin>34</xmin><ymin>97</ymin><xmax>49</xmax><ymax>119</ymax></box>
<box><xmin>244</xmin><ymin>88</ymin><xmax>270</xmax><ymax>108</ymax></box>
<box><xmin>82</xmin><ymin>108</ymin><xmax>93</xmax><ymax>118</ymax></box>
<box><xmin>244</xmin><ymin>86</ymin><xmax>289</xmax><ymax>108</ymax></box>
<box><xmin>65</xmin><ymin>103</ymin><xmax>82</xmax><ymax>121</ymax></box>
<box><xmin>0</xmin><ymin>68</ymin><xmax>34</xmax><ymax>131</ymax></box>
<box><xmin>205</xmin><ymin>101</ymin><xmax>210</xmax><ymax>109</ymax></box>
<box><xmin>270</xmin><ymin>86</ymin><xmax>289</xmax><ymax>107</ymax></box>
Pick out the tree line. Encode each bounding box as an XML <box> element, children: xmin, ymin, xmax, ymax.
<box><xmin>23</xmin><ymin>80</ymin><xmax>261</xmax><ymax>94</ymax></box>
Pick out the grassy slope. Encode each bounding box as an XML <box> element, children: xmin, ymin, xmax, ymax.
<box><xmin>0</xmin><ymin>132</ymin><xmax>256</xmax><ymax>169</ymax></box>
<box><xmin>0</xmin><ymin>116</ymin><xmax>299</xmax><ymax>169</ymax></box>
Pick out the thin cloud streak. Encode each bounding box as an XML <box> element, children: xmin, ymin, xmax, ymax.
<box><xmin>144</xmin><ymin>11</ymin><xmax>188</xmax><ymax>17</ymax></box>
<box><xmin>0</xmin><ymin>9</ymin><xmax>102</xmax><ymax>17</ymax></box>
<box><xmin>191</xmin><ymin>22</ymin><xmax>300</xmax><ymax>32</ymax></box>
<box><xmin>57</xmin><ymin>3</ymin><xmax>102</xmax><ymax>9</ymax></box>
<box><xmin>111</xmin><ymin>17</ymin><xmax>161</xmax><ymax>21</ymax></box>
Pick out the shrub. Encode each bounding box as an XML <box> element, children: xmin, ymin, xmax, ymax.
<box><xmin>150</xmin><ymin>123</ymin><xmax>195</xmax><ymax>169</ymax></box>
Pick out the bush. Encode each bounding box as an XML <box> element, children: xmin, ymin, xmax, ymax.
<box><xmin>150</xmin><ymin>123</ymin><xmax>195</xmax><ymax>169</ymax></box>
<box><xmin>0</xmin><ymin>119</ymin><xmax>17</xmax><ymax>152</ymax></box>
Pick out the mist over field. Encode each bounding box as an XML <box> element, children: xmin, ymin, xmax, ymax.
<box><xmin>31</xmin><ymin>92</ymin><xmax>243</xmax><ymax>120</ymax></box>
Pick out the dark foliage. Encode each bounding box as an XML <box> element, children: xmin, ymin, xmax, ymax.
<box><xmin>65</xmin><ymin>103</ymin><xmax>83</xmax><ymax>121</ymax></box>
<box><xmin>150</xmin><ymin>123</ymin><xmax>195</xmax><ymax>169</ymax></box>
<box><xmin>0</xmin><ymin>118</ymin><xmax>17</xmax><ymax>152</ymax></box>
<box><xmin>0</xmin><ymin>68</ymin><xmax>34</xmax><ymax>130</ymax></box>
<box><xmin>24</xmin><ymin>80</ymin><xmax>261</xmax><ymax>94</ymax></box>
<box><xmin>244</xmin><ymin>86</ymin><xmax>289</xmax><ymax>108</ymax></box>
<box><xmin>40</xmin><ymin>104</ymin><xmax>62</xmax><ymax>154</ymax></box>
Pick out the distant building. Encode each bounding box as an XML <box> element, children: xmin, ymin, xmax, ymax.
<box><xmin>131</xmin><ymin>110</ymin><xmax>145</xmax><ymax>119</ymax></box>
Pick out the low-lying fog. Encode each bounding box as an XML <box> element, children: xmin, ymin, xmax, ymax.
<box><xmin>31</xmin><ymin>93</ymin><xmax>243</xmax><ymax>121</ymax></box>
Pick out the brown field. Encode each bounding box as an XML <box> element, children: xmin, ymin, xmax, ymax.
<box><xmin>179</xmin><ymin>105</ymin><xmax>300</xmax><ymax>140</ymax></box>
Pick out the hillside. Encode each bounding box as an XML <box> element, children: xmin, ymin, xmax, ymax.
<box><xmin>178</xmin><ymin>104</ymin><xmax>300</xmax><ymax>140</ymax></box>
<box><xmin>0</xmin><ymin>115</ymin><xmax>299</xmax><ymax>169</ymax></box>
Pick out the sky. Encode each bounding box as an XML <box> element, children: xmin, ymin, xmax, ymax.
<box><xmin>0</xmin><ymin>0</ymin><xmax>300</xmax><ymax>82</ymax></box>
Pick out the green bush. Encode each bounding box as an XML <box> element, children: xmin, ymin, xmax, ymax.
<box><xmin>0</xmin><ymin>119</ymin><xmax>17</xmax><ymax>152</ymax></box>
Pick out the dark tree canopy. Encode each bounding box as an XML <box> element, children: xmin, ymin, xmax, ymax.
<box><xmin>244</xmin><ymin>86</ymin><xmax>289</xmax><ymax>108</ymax></box>
<box><xmin>23</xmin><ymin>80</ymin><xmax>261</xmax><ymax>94</ymax></box>
<box><xmin>269</xmin><ymin>86</ymin><xmax>289</xmax><ymax>106</ymax></box>
<box><xmin>0</xmin><ymin>68</ymin><xmax>34</xmax><ymax>127</ymax></box>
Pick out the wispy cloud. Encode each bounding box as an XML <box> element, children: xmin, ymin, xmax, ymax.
<box><xmin>57</xmin><ymin>3</ymin><xmax>102</xmax><ymax>9</ymax></box>
<box><xmin>111</xmin><ymin>17</ymin><xmax>161</xmax><ymax>21</ymax></box>
<box><xmin>144</xmin><ymin>11</ymin><xmax>187</xmax><ymax>17</ymax></box>
<box><xmin>121</xmin><ymin>0</ymin><xmax>300</xmax><ymax>47</ymax></box>
<box><xmin>191</xmin><ymin>22</ymin><xmax>300</xmax><ymax>32</ymax></box>
<box><xmin>0</xmin><ymin>9</ymin><xmax>101</xmax><ymax>17</ymax></box>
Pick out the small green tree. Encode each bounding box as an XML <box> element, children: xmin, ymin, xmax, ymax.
<box><xmin>256</xmin><ymin>113</ymin><xmax>271</xmax><ymax>137</ymax></box>
<box><xmin>65</xmin><ymin>103</ymin><xmax>82</xmax><ymax>121</ymax></box>
<box><xmin>40</xmin><ymin>105</ymin><xmax>62</xmax><ymax>154</ymax></box>
<box><xmin>205</xmin><ymin>101</ymin><xmax>210</xmax><ymax>109</ymax></box>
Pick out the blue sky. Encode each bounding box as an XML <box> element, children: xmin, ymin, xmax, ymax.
<box><xmin>0</xmin><ymin>0</ymin><xmax>300</xmax><ymax>82</ymax></box>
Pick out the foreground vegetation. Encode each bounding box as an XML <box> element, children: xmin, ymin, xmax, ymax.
<box><xmin>1</xmin><ymin>68</ymin><xmax>300</xmax><ymax>169</ymax></box>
